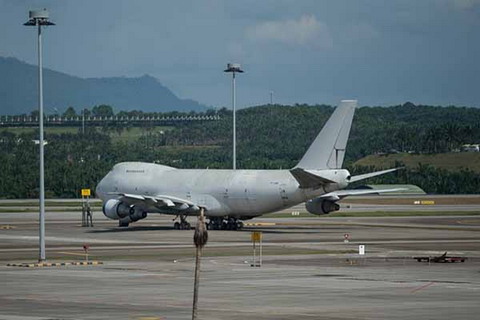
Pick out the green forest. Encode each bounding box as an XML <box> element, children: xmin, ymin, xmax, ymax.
<box><xmin>1</xmin><ymin>102</ymin><xmax>480</xmax><ymax>198</ymax></box>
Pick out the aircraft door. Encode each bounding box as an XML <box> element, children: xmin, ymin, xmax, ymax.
<box><xmin>279</xmin><ymin>183</ymin><xmax>289</xmax><ymax>206</ymax></box>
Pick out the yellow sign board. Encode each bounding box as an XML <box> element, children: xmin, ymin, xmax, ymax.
<box><xmin>251</xmin><ymin>231</ymin><xmax>262</xmax><ymax>242</ymax></box>
<box><xmin>420</xmin><ymin>200</ymin><xmax>435</xmax><ymax>205</ymax></box>
<box><xmin>81</xmin><ymin>189</ymin><xmax>91</xmax><ymax>197</ymax></box>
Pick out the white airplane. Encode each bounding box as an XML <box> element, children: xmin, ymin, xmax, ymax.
<box><xmin>96</xmin><ymin>100</ymin><xmax>401</xmax><ymax>229</ymax></box>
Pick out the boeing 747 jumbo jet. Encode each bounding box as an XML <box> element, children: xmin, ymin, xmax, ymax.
<box><xmin>96</xmin><ymin>100</ymin><xmax>401</xmax><ymax>230</ymax></box>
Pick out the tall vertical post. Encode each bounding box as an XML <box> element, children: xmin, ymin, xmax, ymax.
<box><xmin>224</xmin><ymin>63</ymin><xmax>244</xmax><ymax>170</ymax></box>
<box><xmin>24</xmin><ymin>9</ymin><xmax>55</xmax><ymax>263</ymax></box>
<box><xmin>82</xmin><ymin>108</ymin><xmax>85</xmax><ymax>135</ymax></box>
<box><xmin>37</xmin><ymin>21</ymin><xmax>46</xmax><ymax>261</ymax></box>
<box><xmin>232</xmin><ymin>72</ymin><xmax>236</xmax><ymax>170</ymax></box>
<box><xmin>192</xmin><ymin>208</ymin><xmax>208</xmax><ymax>320</ymax></box>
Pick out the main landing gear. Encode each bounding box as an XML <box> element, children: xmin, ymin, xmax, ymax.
<box><xmin>173</xmin><ymin>215</ymin><xmax>191</xmax><ymax>230</ymax></box>
<box><xmin>207</xmin><ymin>217</ymin><xmax>244</xmax><ymax>230</ymax></box>
<box><xmin>118</xmin><ymin>220</ymin><xmax>129</xmax><ymax>227</ymax></box>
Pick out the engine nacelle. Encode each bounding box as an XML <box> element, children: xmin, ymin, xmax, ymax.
<box><xmin>305</xmin><ymin>198</ymin><xmax>340</xmax><ymax>215</ymax></box>
<box><xmin>129</xmin><ymin>206</ymin><xmax>148</xmax><ymax>222</ymax></box>
<box><xmin>103</xmin><ymin>199</ymin><xmax>133</xmax><ymax>220</ymax></box>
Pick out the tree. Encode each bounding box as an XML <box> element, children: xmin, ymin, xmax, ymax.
<box><xmin>63</xmin><ymin>106</ymin><xmax>77</xmax><ymax>118</ymax></box>
<box><xmin>92</xmin><ymin>104</ymin><xmax>114</xmax><ymax>117</ymax></box>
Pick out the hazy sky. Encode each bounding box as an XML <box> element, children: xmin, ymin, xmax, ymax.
<box><xmin>1</xmin><ymin>0</ymin><xmax>480</xmax><ymax>108</ymax></box>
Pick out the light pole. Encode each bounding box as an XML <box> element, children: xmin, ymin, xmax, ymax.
<box><xmin>224</xmin><ymin>63</ymin><xmax>244</xmax><ymax>170</ymax></box>
<box><xmin>24</xmin><ymin>9</ymin><xmax>55</xmax><ymax>262</ymax></box>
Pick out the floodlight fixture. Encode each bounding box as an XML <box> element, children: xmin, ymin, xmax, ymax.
<box><xmin>24</xmin><ymin>9</ymin><xmax>56</xmax><ymax>26</ymax></box>
<box><xmin>224</xmin><ymin>63</ymin><xmax>244</xmax><ymax>170</ymax></box>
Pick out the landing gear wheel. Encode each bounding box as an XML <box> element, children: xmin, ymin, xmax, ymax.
<box><xmin>207</xmin><ymin>217</ymin><xmax>243</xmax><ymax>231</ymax></box>
<box><xmin>119</xmin><ymin>221</ymin><xmax>129</xmax><ymax>227</ymax></box>
<box><xmin>173</xmin><ymin>215</ymin><xmax>191</xmax><ymax>230</ymax></box>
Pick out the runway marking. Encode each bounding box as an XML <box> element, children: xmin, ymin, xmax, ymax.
<box><xmin>411</xmin><ymin>281</ymin><xmax>435</xmax><ymax>293</ymax></box>
<box><xmin>58</xmin><ymin>251</ymin><xmax>90</xmax><ymax>257</ymax></box>
<box><xmin>6</xmin><ymin>261</ymin><xmax>103</xmax><ymax>267</ymax></box>
<box><xmin>456</xmin><ymin>219</ymin><xmax>480</xmax><ymax>225</ymax></box>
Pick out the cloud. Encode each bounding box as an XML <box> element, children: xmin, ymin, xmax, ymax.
<box><xmin>246</xmin><ymin>15</ymin><xmax>332</xmax><ymax>48</ymax></box>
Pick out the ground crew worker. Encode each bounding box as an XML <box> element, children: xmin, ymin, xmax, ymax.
<box><xmin>81</xmin><ymin>202</ymin><xmax>87</xmax><ymax>227</ymax></box>
<box><xmin>86</xmin><ymin>203</ymin><xmax>93</xmax><ymax>227</ymax></box>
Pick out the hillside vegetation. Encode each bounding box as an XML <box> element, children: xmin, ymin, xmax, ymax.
<box><xmin>355</xmin><ymin>153</ymin><xmax>480</xmax><ymax>173</ymax></box>
<box><xmin>1</xmin><ymin>103</ymin><xmax>480</xmax><ymax>198</ymax></box>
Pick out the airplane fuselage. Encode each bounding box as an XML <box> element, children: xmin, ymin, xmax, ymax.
<box><xmin>96</xmin><ymin>162</ymin><xmax>346</xmax><ymax>218</ymax></box>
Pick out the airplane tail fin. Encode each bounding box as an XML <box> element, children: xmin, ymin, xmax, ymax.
<box><xmin>295</xmin><ymin>100</ymin><xmax>357</xmax><ymax>170</ymax></box>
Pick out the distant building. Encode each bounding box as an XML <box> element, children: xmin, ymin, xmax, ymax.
<box><xmin>462</xmin><ymin>144</ymin><xmax>480</xmax><ymax>152</ymax></box>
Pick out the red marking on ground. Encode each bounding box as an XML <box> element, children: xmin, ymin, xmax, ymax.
<box><xmin>411</xmin><ymin>281</ymin><xmax>435</xmax><ymax>293</ymax></box>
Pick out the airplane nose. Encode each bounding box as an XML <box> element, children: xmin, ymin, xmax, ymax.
<box><xmin>95</xmin><ymin>177</ymin><xmax>106</xmax><ymax>199</ymax></box>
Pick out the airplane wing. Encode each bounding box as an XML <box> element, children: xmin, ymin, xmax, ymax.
<box><xmin>318</xmin><ymin>188</ymin><xmax>406</xmax><ymax>201</ymax></box>
<box><xmin>110</xmin><ymin>192</ymin><xmax>201</xmax><ymax>213</ymax></box>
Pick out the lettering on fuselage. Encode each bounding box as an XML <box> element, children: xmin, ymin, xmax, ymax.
<box><xmin>126</xmin><ymin>170</ymin><xmax>145</xmax><ymax>173</ymax></box>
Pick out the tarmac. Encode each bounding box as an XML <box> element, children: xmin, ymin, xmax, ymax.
<box><xmin>0</xmin><ymin>197</ymin><xmax>479</xmax><ymax>319</ymax></box>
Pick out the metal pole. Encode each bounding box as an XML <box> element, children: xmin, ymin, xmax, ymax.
<box><xmin>253</xmin><ymin>240</ymin><xmax>256</xmax><ymax>267</ymax></box>
<box><xmin>232</xmin><ymin>72</ymin><xmax>236</xmax><ymax>170</ymax></box>
<box><xmin>38</xmin><ymin>22</ymin><xmax>46</xmax><ymax>262</ymax></box>
<box><xmin>82</xmin><ymin>108</ymin><xmax>85</xmax><ymax>135</ymax></box>
<box><xmin>260</xmin><ymin>237</ymin><xmax>263</xmax><ymax>267</ymax></box>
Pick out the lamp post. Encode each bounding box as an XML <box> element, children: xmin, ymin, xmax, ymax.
<box><xmin>24</xmin><ymin>9</ymin><xmax>55</xmax><ymax>262</ymax></box>
<box><xmin>224</xmin><ymin>63</ymin><xmax>244</xmax><ymax>170</ymax></box>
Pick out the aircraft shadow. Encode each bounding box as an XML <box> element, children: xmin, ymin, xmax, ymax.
<box><xmin>88</xmin><ymin>226</ymin><xmax>343</xmax><ymax>234</ymax></box>
<box><xmin>88</xmin><ymin>226</ymin><xmax>173</xmax><ymax>233</ymax></box>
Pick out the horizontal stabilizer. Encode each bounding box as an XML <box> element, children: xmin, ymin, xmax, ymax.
<box><xmin>349</xmin><ymin>168</ymin><xmax>402</xmax><ymax>183</ymax></box>
<box><xmin>319</xmin><ymin>188</ymin><xmax>407</xmax><ymax>201</ymax></box>
<box><xmin>290</xmin><ymin>168</ymin><xmax>335</xmax><ymax>189</ymax></box>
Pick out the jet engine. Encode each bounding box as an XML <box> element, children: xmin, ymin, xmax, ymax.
<box><xmin>305</xmin><ymin>198</ymin><xmax>340</xmax><ymax>215</ymax></box>
<box><xmin>120</xmin><ymin>206</ymin><xmax>147</xmax><ymax>223</ymax></box>
<box><xmin>103</xmin><ymin>199</ymin><xmax>147</xmax><ymax>223</ymax></box>
<box><xmin>103</xmin><ymin>199</ymin><xmax>133</xmax><ymax>220</ymax></box>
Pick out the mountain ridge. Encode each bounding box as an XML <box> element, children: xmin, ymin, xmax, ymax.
<box><xmin>0</xmin><ymin>56</ymin><xmax>206</xmax><ymax>115</ymax></box>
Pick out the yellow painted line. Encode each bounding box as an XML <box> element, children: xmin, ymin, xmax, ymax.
<box><xmin>414</xmin><ymin>200</ymin><xmax>435</xmax><ymax>205</ymax></box>
<box><xmin>58</xmin><ymin>251</ymin><xmax>89</xmax><ymax>257</ymax></box>
<box><xmin>0</xmin><ymin>225</ymin><xmax>15</xmax><ymax>230</ymax></box>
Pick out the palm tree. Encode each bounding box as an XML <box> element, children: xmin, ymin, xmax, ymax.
<box><xmin>192</xmin><ymin>208</ymin><xmax>208</xmax><ymax>320</ymax></box>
